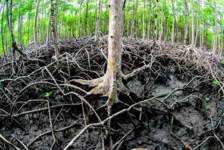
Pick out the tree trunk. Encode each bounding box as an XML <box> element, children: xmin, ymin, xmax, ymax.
<box><xmin>142</xmin><ymin>0</ymin><xmax>145</xmax><ymax>39</ymax></box>
<box><xmin>105</xmin><ymin>0</ymin><xmax>123</xmax><ymax>105</ymax></box>
<box><xmin>95</xmin><ymin>0</ymin><xmax>101</xmax><ymax>40</ymax></box>
<box><xmin>220</xmin><ymin>15</ymin><xmax>223</xmax><ymax>56</ymax></box>
<box><xmin>159</xmin><ymin>18</ymin><xmax>163</xmax><ymax>42</ymax></box>
<box><xmin>194</xmin><ymin>18</ymin><xmax>198</xmax><ymax>47</ymax></box>
<box><xmin>104</xmin><ymin>0</ymin><xmax>109</xmax><ymax>35</ymax></box>
<box><xmin>75</xmin><ymin>0</ymin><xmax>123</xmax><ymax>107</ymax></box>
<box><xmin>147</xmin><ymin>0</ymin><xmax>151</xmax><ymax>39</ymax></box>
<box><xmin>78</xmin><ymin>1</ymin><xmax>83</xmax><ymax>36</ymax></box>
<box><xmin>131</xmin><ymin>0</ymin><xmax>135</xmax><ymax>37</ymax></box>
<box><xmin>34</xmin><ymin>0</ymin><xmax>40</xmax><ymax>51</ymax></box>
<box><xmin>19</xmin><ymin>16</ymin><xmax>23</xmax><ymax>46</ymax></box>
<box><xmin>85</xmin><ymin>0</ymin><xmax>89</xmax><ymax>35</ymax></box>
<box><xmin>184</xmin><ymin>0</ymin><xmax>189</xmax><ymax>45</ymax></box>
<box><xmin>212</xmin><ymin>0</ymin><xmax>218</xmax><ymax>54</ymax></box>
<box><xmin>17</xmin><ymin>0</ymin><xmax>21</xmax><ymax>44</ymax></box>
<box><xmin>190</xmin><ymin>0</ymin><xmax>195</xmax><ymax>47</ymax></box>
<box><xmin>50</xmin><ymin>0</ymin><xmax>60</xmax><ymax>61</ymax></box>
<box><xmin>46</xmin><ymin>16</ymin><xmax>51</xmax><ymax>46</ymax></box>
<box><xmin>1</xmin><ymin>4</ymin><xmax>7</xmax><ymax>61</ymax></box>
<box><xmin>8</xmin><ymin>0</ymin><xmax>15</xmax><ymax>44</ymax></box>
<box><xmin>171</xmin><ymin>0</ymin><xmax>175</xmax><ymax>45</ymax></box>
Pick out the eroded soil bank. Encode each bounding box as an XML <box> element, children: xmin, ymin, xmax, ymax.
<box><xmin>0</xmin><ymin>37</ymin><xmax>224</xmax><ymax>150</ymax></box>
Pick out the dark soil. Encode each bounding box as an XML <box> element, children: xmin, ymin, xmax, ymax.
<box><xmin>0</xmin><ymin>37</ymin><xmax>224</xmax><ymax>150</ymax></box>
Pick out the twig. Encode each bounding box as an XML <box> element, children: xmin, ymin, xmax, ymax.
<box><xmin>0</xmin><ymin>133</ymin><xmax>21</xmax><ymax>150</ymax></box>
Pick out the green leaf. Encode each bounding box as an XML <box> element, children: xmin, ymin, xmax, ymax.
<box><xmin>205</xmin><ymin>97</ymin><xmax>209</xmax><ymax>101</ymax></box>
<box><xmin>212</xmin><ymin>79</ymin><xmax>219</xmax><ymax>87</ymax></box>
<box><xmin>45</xmin><ymin>92</ymin><xmax>51</xmax><ymax>97</ymax></box>
<box><xmin>221</xmin><ymin>59</ymin><xmax>224</xmax><ymax>64</ymax></box>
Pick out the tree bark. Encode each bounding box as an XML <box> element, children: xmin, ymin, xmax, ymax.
<box><xmin>159</xmin><ymin>18</ymin><xmax>163</xmax><ymax>42</ymax></box>
<box><xmin>46</xmin><ymin>16</ymin><xmax>51</xmax><ymax>46</ymax></box>
<box><xmin>17</xmin><ymin>0</ymin><xmax>21</xmax><ymax>44</ymax></box>
<box><xmin>104</xmin><ymin>0</ymin><xmax>109</xmax><ymax>35</ymax></box>
<box><xmin>1</xmin><ymin>4</ymin><xmax>7</xmax><ymax>61</ymax></box>
<box><xmin>8</xmin><ymin>0</ymin><xmax>15</xmax><ymax>44</ymax></box>
<box><xmin>147</xmin><ymin>0</ymin><xmax>151</xmax><ymax>40</ymax></box>
<box><xmin>184</xmin><ymin>0</ymin><xmax>189</xmax><ymax>45</ymax></box>
<box><xmin>194</xmin><ymin>18</ymin><xmax>198</xmax><ymax>47</ymax></box>
<box><xmin>50</xmin><ymin>0</ymin><xmax>60</xmax><ymax>61</ymax></box>
<box><xmin>171</xmin><ymin>0</ymin><xmax>175</xmax><ymax>45</ymax></box>
<box><xmin>85</xmin><ymin>0</ymin><xmax>89</xmax><ymax>35</ymax></box>
<box><xmin>190</xmin><ymin>0</ymin><xmax>195</xmax><ymax>47</ymax></box>
<box><xmin>212</xmin><ymin>0</ymin><xmax>218</xmax><ymax>54</ymax></box>
<box><xmin>95</xmin><ymin>0</ymin><xmax>101</xmax><ymax>40</ymax></box>
<box><xmin>75</xmin><ymin>0</ymin><xmax>123</xmax><ymax>106</ymax></box>
<box><xmin>131</xmin><ymin>0</ymin><xmax>135</xmax><ymax>37</ymax></box>
<box><xmin>142</xmin><ymin>0</ymin><xmax>145</xmax><ymax>39</ymax></box>
<box><xmin>34</xmin><ymin>0</ymin><xmax>40</xmax><ymax>51</ymax></box>
<box><xmin>78</xmin><ymin>1</ymin><xmax>83</xmax><ymax>36</ymax></box>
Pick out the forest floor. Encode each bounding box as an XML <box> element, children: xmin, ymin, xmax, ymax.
<box><xmin>0</xmin><ymin>37</ymin><xmax>224</xmax><ymax>150</ymax></box>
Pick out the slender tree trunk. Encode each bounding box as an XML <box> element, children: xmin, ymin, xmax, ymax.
<box><xmin>131</xmin><ymin>0</ymin><xmax>135</xmax><ymax>37</ymax></box>
<box><xmin>135</xmin><ymin>0</ymin><xmax>139</xmax><ymax>37</ymax></box>
<box><xmin>74</xmin><ymin>0</ymin><xmax>123</xmax><ymax>107</ymax></box>
<box><xmin>78</xmin><ymin>1</ymin><xmax>83</xmax><ymax>36</ymax></box>
<box><xmin>171</xmin><ymin>0</ymin><xmax>175</xmax><ymax>45</ymax></box>
<box><xmin>220</xmin><ymin>15</ymin><xmax>223</xmax><ymax>56</ymax></box>
<box><xmin>85</xmin><ymin>0</ymin><xmax>89</xmax><ymax>35</ymax></box>
<box><xmin>123</xmin><ymin>1</ymin><xmax>126</xmax><ymax>36</ymax></box>
<box><xmin>105</xmin><ymin>0</ymin><xmax>123</xmax><ymax>103</ymax></box>
<box><xmin>200</xmin><ymin>26</ymin><xmax>203</xmax><ymax>48</ymax></box>
<box><xmin>164</xmin><ymin>19</ymin><xmax>168</xmax><ymax>41</ymax></box>
<box><xmin>19</xmin><ymin>16</ymin><xmax>23</xmax><ymax>46</ymax></box>
<box><xmin>28</xmin><ymin>14</ymin><xmax>30</xmax><ymax>44</ymax></box>
<box><xmin>142</xmin><ymin>0</ymin><xmax>145</xmax><ymax>39</ymax></box>
<box><xmin>17</xmin><ymin>0</ymin><xmax>21</xmax><ymax>44</ymax></box>
<box><xmin>147</xmin><ymin>0</ymin><xmax>151</xmax><ymax>39</ymax></box>
<box><xmin>190</xmin><ymin>0</ymin><xmax>195</xmax><ymax>47</ymax></box>
<box><xmin>104</xmin><ymin>0</ymin><xmax>108</xmax><ymax>35</ymax></box>
<box><xmin>212</xmin><ymin>0</ymin><xmax>218</xmax><ymax>54</ymax></box>
<box><xmin>8</xmin><ymin>0</ymin><xmax>15</xmax><ymax>44</ymax></box>
<box><xmin>1</xmin><ymin>4</ymin><xmax>7</xmax><ymax>61</ymax></box>
<box><xmin>184</xmin><ymin>0</ymin><xmax>189</xmax><ymax>45</ymax></box>
<box><xmin>154</xmin><ymin>1</ymin><xmax>158</xmax><ymax>39</ymax></box>
<box><xmin>46</xmin><ymin>16</ymin><xmax>51</xmax><ymax>46</ymax></box>
<box><xmin>159</xmin><ymin>18</ymin><xmax>163</xmax><ymax>42</ymax></box>
<box><xmin>163</xmin><ymin>0</ymin><xmax>167</xmax><ymax>41</ymax></box>
<box><xmin>34</xmin><ymin>0</ymin><xmax>40</xmax><ymax>51</ymax></box>
<box><xmin>50</xmin><ymin>0</ymin><xmax>60</xmax><ymax>61</ymax></box>
<box><xmin>194</xmin><ymin>18</ymin><xmax>198</xmax><ymax>47</ymax></box>
<box><xmin>95</xmin><ymin>0</ymin><xmax>101</xmax><ymax>40</ymax></box>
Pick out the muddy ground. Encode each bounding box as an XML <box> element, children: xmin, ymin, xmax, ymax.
<box><xmin>0</xmin><ymin>37</ymin><xmax>224</xmax><ymax>150</ymax></box>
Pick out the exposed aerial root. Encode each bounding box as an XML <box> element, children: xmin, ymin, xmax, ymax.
<box><xmin>75</xmin><ymin>75</ymin><xmax>116</xmax><ymax>105</ymax></box>
<box><xmin>75</xmin><ymin>74</ymin><xmax>132</xmax><ymax>106</ymax></box>
<box><xmin>1</xmin><ymin>37</ymin><xmax>224</xmax><ymax>150</ymax></box>
<box><xmin>122</xmin><ymin>64</ymin><xmax>152</xmax><ymax>81</ymax></box>
<box><xmin>74</xmin><ymin>77</ymin><xmax>104</xmax><ymax>87</ymax></box>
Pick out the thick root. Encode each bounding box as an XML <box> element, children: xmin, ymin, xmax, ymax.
<box><xmin>75</xmin><ymin>76</ymin><xmax>117</xmax><ymax>105</ymax></box>
<box><xmin>74</xmin><ymin>77</ymin><xmax>104</xmax><ymax>87</ymax></box>
<box><xmin>75</xmin><ymin>75</ymin><xmax>130</xmax><ymax>106</ymax></box>
<box><xmin>122</xmin><ymin>64</ymin><xmax>151</xmax><ymax>81</ymax></box>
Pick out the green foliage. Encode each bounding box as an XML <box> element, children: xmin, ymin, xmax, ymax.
<box><xmin>221</xmin><ymin>59</ymin><xmax>224</xmax><ymax>64</ymax></box>
<box><xmin>205</xmin><ymin>97</ymin><xmax>210</xmax><ymax>101</ymax></box>
<box><xmin>0</xmin><ymin>0</ymin><xmax>224</xmax><ymax>55</ymax></box>
<box><xmin>212</xmin><ymin>79</ymin><xmax>219</xmax><ymax>87</ymax></box>
<box><xmin>45</xmin><ymin>92</ymin><xmax>51</xmax><ymax>97</ymax></box>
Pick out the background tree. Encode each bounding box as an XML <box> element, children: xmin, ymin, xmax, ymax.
<box><xmin>50</xmin><ymin>0</ymin><xmax>59</xmax><ymax>61</ymax></box>
<box><xmin>34</xmin><ymin>0</ymin><xmax>40</xmax><ymax>52</ymax></box>
<box><xmin>0</xmin><ymin>0</ymin><xmax>224</xmax><ymax>57</ymax></box>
